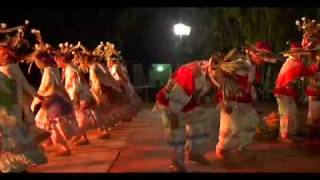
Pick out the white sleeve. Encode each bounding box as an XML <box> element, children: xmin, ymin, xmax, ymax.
<box><xmin>64</xmin><ymin>66</ymin><xmax>80</xmax><ymax>101</ymax></box>
<box><xmin>167</xmin><ymin>84</ymin><xmax>192</xmax><ymax>113</ymax></box>
<box><xmin>37</xmin><ymin>68</ymin><xmax>51</xmax><ymax>96</ymax></box>
<box><xmin>97</xmin><ymin>65</ymin><xmax>122</xmax><ymax>92</ymax></box>
<box><xmin>89</xmin><ymin>64</ymin><xmax>100</xmax><ymax>91</ymax></box>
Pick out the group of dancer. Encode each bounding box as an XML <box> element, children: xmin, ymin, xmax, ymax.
<box><xmin>154</xmin><ymin>17</ymin><xmax>320</xmax><ymax>172</ymax></box>
<box><xmin>0</xmin><ymin>20</ymin><xmax>142</xmax><ymax>173</ymax></box>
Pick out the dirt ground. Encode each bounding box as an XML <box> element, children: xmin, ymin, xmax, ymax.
<box><xmin>29</xmin><ymin>102</ymin><xmax>320</xmax><ymax>173</ymax></box>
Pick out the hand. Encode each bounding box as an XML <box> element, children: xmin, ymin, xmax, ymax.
<box><xmin>31</xmin><ymin>101</ymin><xmax>36</xmax><ymax>112</ymax></box>
<box><xmin>31</xmin><ymin>98</ymin><xmax>41</xmax><ymax>112</ymax></box>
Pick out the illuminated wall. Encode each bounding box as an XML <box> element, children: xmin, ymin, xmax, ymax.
<box><xmin>149</xmin><ymin>64</ymin><xmax>172</xmax><ymax>90</ymax></box>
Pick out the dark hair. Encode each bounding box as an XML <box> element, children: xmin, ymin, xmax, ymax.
<box><xmin>0</xmin><ymin>46</ymin><xmax>19</xmax><ymax>63</ymax></box>
<box><xmin>36</xmin><ymin>51</ymin><xmax>56</xmax><ymax>66</ymax></box>
<box><xmin>56</xmin><ymin>52</ymin><xmax>74</xmax><ymax>62</ymax></box>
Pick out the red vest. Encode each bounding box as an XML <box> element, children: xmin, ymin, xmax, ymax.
<box><xmin>274</xmin><ymin>86</ymin><xmax>297</xmax><ymax>97</ymax></box>
<box><xmin>306</xmin><ymin>75</ymin><xmax>320</xmax><ymax>97</ymax></box>
<box><xmin>234</xmin><ymin>74</ymin><xmax>252</xmax><ymax>103</ymax></box>
<box><xmin>275</xmin><ymin>58</ymin><xmax>317</xmax><ymax>87</ymax></box>
<box><xmin>274</xmin><ymin>58</ymin><xmax>318</xmax><ymax>97</ymax></box>
<box><xmin>156</xmin><ymin>61</ymin><xmax>204</xmax><ymax>112</ymax></box>
<box><xmin>306</xmin><ymin>87</ymin><xmax>320</xmax><ymax>97</ymax></box>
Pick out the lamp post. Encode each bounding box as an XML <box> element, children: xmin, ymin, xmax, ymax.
<box><xmin>173</xmin><ymin>23</ymin><xmax>191</xmax><ymax>68</ymax></box>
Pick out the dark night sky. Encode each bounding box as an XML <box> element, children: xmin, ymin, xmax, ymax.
<box><xmin>1</xmin><ymin>6</ymin><xmax>319</xmax><ymax>88</ymax></box>
<box><xmin>0</xmin><ymin>8</ymin><xmax>122</xmax><ymax>46</ymax></box>
<box><xmin>0</xmin><ymin>8</ymin><xmax>199</xmax><ymax>87</ymax></box>
<box><xmin>0</xmin><ymin>8</ymin><xmax>193</xmax><ymax>64</ymax></box>
<box><xmin>3</xmin><ymin>7</ymin><xmax>316</xmax><ymax>65</ymax></box>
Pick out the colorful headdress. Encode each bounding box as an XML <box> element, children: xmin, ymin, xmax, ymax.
<box><xmin>55</xmin><ymin>41</ymin><xmax>75</xmax><ymax>64</ymax></box>
<box><xmin>0</xmin><ymin>20</ymin><xmax>30</xmax><ymax>58</ymax></box>
<box><xmin>25</xmin><ymin>29</ymin><xmax>56</xmax><ymax>71</ymax></box>
<box><xmin>296</xmin><ymin>17</ymin><xmax>320</xmax><ymax>39</ymax></box>
<box><xmin>208</xmin><ymin>48</ymin><xmax>251</xmax><ymax>100</ymax></box>
<box><xmin>70</xmin><ymin>41</ymin><xmax>97</xmax><ymax>73</ymax></box>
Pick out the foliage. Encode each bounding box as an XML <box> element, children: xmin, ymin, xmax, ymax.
<box><xmin>192</xmin><ymin>8</ymin><xmax>319</xmax><ymax>101</ymax></box>
<box><xmin>115</xmin><ymin>8</ymin><xmax>320</xmax><ymax>101</ymax></box>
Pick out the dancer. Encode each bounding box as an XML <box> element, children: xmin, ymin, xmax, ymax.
<box><xmin>274</xmin><ymin>42</ymin><xmax>317</xmax><ymax>143</ymax></box>
<box><xmin>56</xmin><ymin>44</ymin><xmax>103</xmax><ymax>145</ymax></box>
<box><xmin>0</xmin><ymin>46</ymin><xmax>47</xmax><ymax>173</ymax></box>
<box><xmin>28</xmin><ymin>30</ymin><xmax>80</xmax><ymax>156</ymax></box>
<box><xmin>297</xmin><ymin>17</ymin><xmax>320</xmax><ymax>138</ymax></box>
<box><xmin>214</xmin><ymin>43</ymin><xmax>275</xmax><ymax>160</ymax></box>
<box><xmin>75</xmin><ymin>43</ymin><xmax>120</xmax><ymax>138</ymax></box>
<box><xmin>154</xmin><ymin>53</ymin><xmax>235</xmax><ymax>172</ymax></box>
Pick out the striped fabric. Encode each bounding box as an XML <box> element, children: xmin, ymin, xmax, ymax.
<box><xmin>161</xmin><ymin>107</ymin><xmax>212</xmax><ymax>165</ymax></box>
<box><xmin>216</xmin><ymin>102</ymin><xmax>258</xmax><ymax>152</ymax></box>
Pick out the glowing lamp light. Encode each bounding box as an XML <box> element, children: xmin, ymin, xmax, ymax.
<box><xmin>156</xmin><ymin>65</ymin><xmax>164</xmax><ymax>72</ymax></box>
<box><xmin>173</xmin><ymin>23</ymin><xmax>191</xmax><ymax>36</ymax></box>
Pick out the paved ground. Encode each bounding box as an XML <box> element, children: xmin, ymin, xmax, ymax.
<box><xmin>29</xmin><ymin>103</ymin><xmax>320</xmax><ymax>173</ymax></box>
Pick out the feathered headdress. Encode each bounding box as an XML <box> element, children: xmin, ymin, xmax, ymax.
<box><xmin>0</xmin><ymin>20</ymin><xmax>30</xmax><ymax>57</ymax></box>
<box><xmin>58</xmin><ymin>42</ymin><xmax>70</xmax><ymax>53</ymax></box>
<box><xmin>296</xmin><ymin>17</ymin><xmax>320</xmax><ymax>41</ymax></box>
<box><xmin>92</xmin><ymin>41</ymin><xmax>105</xmax><ymax>57</ymax></box>
<box><xmin>104</xmin><ymin>42</ymin><xmax>121</xmax><ymax>59</ymax></box>
<box><xmin>208</xmin><ymin>48</ymin><xmax>251</xmax><ymax>100</ymax></box>
<box><xmin>70</xmin><ymin>41</ymin><xmax>96</xmax><ymax>73</ymax></box>
<box><xmin>54</xmin><ymin>41</ymin><xmax>76</xmax><ymax>64</ymax></box>
<box><xmin>24</xmin><ymin>29</ymin><xmax>56</xmax><ymax>72</ymax></box>
<box><xmin>71</xmin><ymin>41</ymin><xmax>90</xmax><ymax>55</ymax></box>
<box><xmin>210</xmin><ymin>48</ymin><xmax>250</xmax><ymax>76</ymax></box>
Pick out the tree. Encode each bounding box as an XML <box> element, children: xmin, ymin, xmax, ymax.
<box><xmin>114</xmin><ymin>8</ymin><xmax>320</xmax><ymax>101</ymax></box>
<box><xmin>193</xmin><ymin>8</ymin><xmax>319</xmax><ymax>101</ymax></box>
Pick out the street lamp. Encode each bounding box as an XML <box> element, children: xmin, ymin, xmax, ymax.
<box><xmin>173</xmin><ymin>23</ymin><xmax>191</xmax><ymax>37</ymax></box>
<box><xmin>173</xmin><ymin>23</ymin><xmax>191</xmax><ymax>68</ymax></box>
<box><xmin>156</xmin><ymin>65</ymin><xmax>164</xmax><ymax>72</ymax></box>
